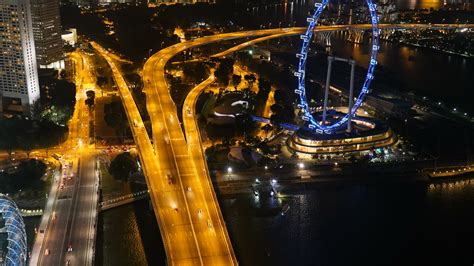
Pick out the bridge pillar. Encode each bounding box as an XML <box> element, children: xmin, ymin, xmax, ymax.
<box><xmin>322</xmin><ymin>56</ymin><xmax>334</xmax><ymax>124</ymax></box>
<box><xmin>316</xmin><ymin>31</ymin><xmax>333</xmax><ymax>47</ymax></box>
<box><xmin>380</xmin><ymin>29</ymin><xmax>395</xmax><ymax>41</ymax></box>
<box><xmin>347</xmin><ymin>30</ymin><xmax>364</xmax><ymax>44</ymax></box>
<box><xmin>347</xmin><ymin>60</ymin><xmax>356</xmax><ymax>133</ymax></box>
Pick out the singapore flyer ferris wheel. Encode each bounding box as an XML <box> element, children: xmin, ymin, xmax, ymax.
<box><xmin>295</xmin><ymin>0</ymin><xmax>380</xmax><ymax>134</ymax></box>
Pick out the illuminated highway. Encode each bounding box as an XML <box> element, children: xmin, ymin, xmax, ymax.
<box><xmin>93</xmin><ymin>24</ymin><xmax>472</xmax><ymax>265</ymax></box>
<box><xmin>92</xmin><ymin>42</ymin><xmax>211</xmax><ymax>266</ymax></box>
<box><xmin>30</xmin><ymin>51</ymin><xmax>99</xmax><ymax>266</ymax></box>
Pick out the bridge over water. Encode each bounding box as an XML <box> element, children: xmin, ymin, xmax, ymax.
<box><xmin>92</xmin><ymin>24</ymin><xmax>473</xmax><ymax>265</ymax></box>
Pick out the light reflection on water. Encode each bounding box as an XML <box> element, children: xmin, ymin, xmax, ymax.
<box><xmin>313</xmin><ymin>33</ymin><xmax>474</xmax><ymax>113</ymax></box>
<box><xmin>397</xmin><ymin>0</ymin><xmax>446</xmax><ymax>10</ymax></box>
<box><xmin>95</xmin><ymin>200</ymin><xmax>165</xmax><ymax>266</ymax></box>
<box><xmin>97</xmin><ymin>204</ymin><xmax>148</xmax><ymax>266</ymax></box>
<box><xmin>221</xmin><ymin>177</ymin><xmax>474</xmax><ymax>266</ymax></box>
<box><xmin>251</xmin><ymin>0</ymin><xmax>453</xmax><ymax>27</ymax></box>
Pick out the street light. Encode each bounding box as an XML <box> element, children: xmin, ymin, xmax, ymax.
<box><xmin>298</xmin><ymin>162</ymin><xmax>305</xmax><ymax>169</ymax></box>
<box><xmin>227</xmin><ymin>167</ymin><xmax>233</xmax><ymax>181</ymax></box>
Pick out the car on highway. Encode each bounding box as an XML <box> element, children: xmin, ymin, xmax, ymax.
<box><xmin>166</xmin><ymin>172</ymin><xmax>173</xmax><ymax>184</ymax></box>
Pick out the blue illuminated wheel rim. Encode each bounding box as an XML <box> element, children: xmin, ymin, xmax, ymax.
<box><xmin>295</xmin><ymin>0</ymin><xmax>380</xmax><ymax>134</ymax></box>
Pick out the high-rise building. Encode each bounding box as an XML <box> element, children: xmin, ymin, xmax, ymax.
<box><xmin>0</xmin><ymin>0</ymin><xmax>40</xmax><ymax>116</ymax></box>
<box><xmin>30</xmin><ymin>0</ymin><xmax>64</xmax><ymax>68</ymax></box>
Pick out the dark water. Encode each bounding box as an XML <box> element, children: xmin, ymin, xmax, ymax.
<box><xmin>222</xmin><ymin>178</ymin><xmax>474</xmax><ymax>266</ymax></box>
<box><xmin>93</xmin><ymin>178</ymin><xmax>474</xmax><ymax>266</ymax></box>
<box><xmin>95</xmin><ymin>200</ymin><xmax>165</xmax><ymax>266</ymax></box>
<box><xmin>318</xmin><ymin>32</ymin><xmax>474</xmax><ymax>113</ymax></box>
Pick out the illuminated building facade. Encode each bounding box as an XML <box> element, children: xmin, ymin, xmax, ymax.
<box><xmin>0</xmin><ymin>0</ymin><xmax>40</xmax><ymax>116</ymax></box>
<box><xmin>30</xmin><ymin>0</ymin><xmax>64</xmax><ymax>68</ymax></box>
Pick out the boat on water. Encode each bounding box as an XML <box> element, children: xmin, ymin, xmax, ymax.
<box><xmin>253</xmin><ymin>190</ymin><xmax>259</xmax><ymax>198</ymax></box>
<box><xmin>281</xmin><ymin>203</ymin><xmax>290</xmax><ymax>216</ymax></box>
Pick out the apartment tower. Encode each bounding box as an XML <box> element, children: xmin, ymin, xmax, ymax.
<box><xmin>30</xmin><ymin>0</ymin><xmax>64</xmax><ymax>68</ymax></box>
<box><xmin>0</xmin><ymin>0</ymin><xmax>40</xmax><ymax>116</ymax></box>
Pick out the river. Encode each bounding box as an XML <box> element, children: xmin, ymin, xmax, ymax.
<box><xmin>222</xmin><ymin>177</ymin><xmax>474</xmax><ymax>265</ymax></box>
<box><xmin>92</xmin><ymin>176</ymin><xmax>474</xmax><ymax>265</ymax></box>
<box><xmin>305</xmin><ymin>32</ymin><xmax>474</xmax><ymax>114</ymax></box>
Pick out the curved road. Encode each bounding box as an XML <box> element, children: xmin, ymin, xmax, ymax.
<box><xmin>98</xmin><ymin>24</ymin><xmax>473</xmax><ymax>266</ymax></box>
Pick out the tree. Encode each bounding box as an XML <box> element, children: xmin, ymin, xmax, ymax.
<box><xmin>49</xmin><ymin>80</ymin><xmax>76</xmax><ymax>107</ymax></box>
<box><xmin>104</xmin><ymin>99</ymin><xmax>129</xmax><ymax>142</ymax></box>
<box><xmin>270</xmin><ymin>103</ymin><xmax>295</xmax><ymax>124</ymax></box>
<box><xmin>232</xmin><ymin>74</ymin><xmax>242</xmax><ymax>89</ymax></box>
<box><xmin>86</xmin><ymin>90</ymin><xmax>95</xmax><ymax>110</ymax></box>
<box><xmin>17</xmin><ymin>134</ymin><xmax>36</xmax><ymax>158</ymax></box>
<box><xmin>85</xmin><ymin>98</ymin><xmax>95</xmax><ymax>110</ymax></box>
<box><xmin>0</xmin><ymin>119</ymin><xmax>20</xmax><ymax>160</ymax></box>
<box><xmin>31</xmin><ymin>100</ymin><xmax>43</xmax><ymax>121</ymax></box>
<box><xmin>97</xmin><ymin>76</ymin><xmax>108</xmax><ymax>88</ymax></box>
<box><xmin>41</xmin><ymin>105</ymin><xmax>71</xmax><ymax>126</ymax></box>
<box><xmin>183</xmin><ymin>62</ymin><xmax>208</xmax><ymax>83</ymax></box>
<box><xmin>0</xmin><ymin>159</ymin><xmax>46</xmax><ymax>193</ymax></box>
<box><xmin>86</xmin><ymin>90</ymin><xmax>95</xmax><ymax>99</ymax></box>
<box><xmin>257</xmin><ymin>78</ymin><xmax>271</xmax><ymax>104</ymax></box>
<box><xmin>244</xmin><ymin>74</ymin><xmax>256</xmax><ymax>86</ymax></box>
<box><xmin>214</xmin><ymin>58</ymin><xmax>234</xmax><ymax>86</ymax></box>
<box><xmin>273</xmin><ymin>89</ymin><xmax>290</xmax><ymax>105</ymax></box>
<box><xmin>39</xmin><ymin>76</ymin><xmax>75</xmax><ymax>123</ymax></box>
<box><xmin>261</xmin><ymin>124</ymin><xmax>273</xmax><ymax>134</ymax></box>
<box><xmin>109</xmin><ymin>152</ymin><xmax>138</xmax><ymax>180</ymax></box>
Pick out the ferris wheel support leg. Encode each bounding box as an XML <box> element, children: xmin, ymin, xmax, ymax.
<box><xmin>322</xmin><ymin>56</ymin><xmax>334</xmax><ymax>124</ymax></box>
<box><xmin>347</xmin><ymin>60</ymin><xmax>356</xmax><ymax>133</ymax></box>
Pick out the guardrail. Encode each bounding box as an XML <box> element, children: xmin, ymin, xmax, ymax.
<box><xmin>98</xmin><ymin>190</ymin><xmax>149</xmax><ymax>211</ymax></box>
